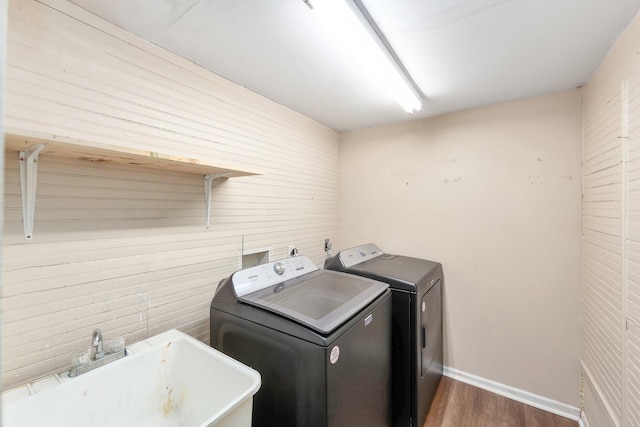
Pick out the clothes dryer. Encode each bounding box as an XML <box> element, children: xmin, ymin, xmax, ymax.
<box><xmin>325</xmin><ymin>243</ymin><xmax>443</xmax><ymax>427</ymax></box>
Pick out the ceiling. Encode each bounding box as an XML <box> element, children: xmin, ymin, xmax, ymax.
<box><xmin>69</xmin><ymin>0</ymin><xmax>640</xmax><ymax>132</ymax></box>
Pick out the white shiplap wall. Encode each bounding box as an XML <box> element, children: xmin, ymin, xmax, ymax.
<box><xmin>582</xmin><ymin>9</ymin><xmax>640</xmax><ymax>426</ymax></box>
<box><xmin>626</xmin><ymin>49</ymin><xmax>640</xmax><ymax>427</ymax></box>
<box><xmin>582</xmin><ymin>81</ymin><xmax>624</xmax><ymax>425</ymax></box>
<box><xmin>2</xmin><ymin>0</ymin><xmax>339</xmax><ymax>388</ymax></box>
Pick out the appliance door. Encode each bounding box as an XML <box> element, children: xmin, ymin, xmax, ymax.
<box><xmin>420</xmin><ymin>280</ymin><xmax>442</xmax><ymax>375</ymax></box>
<box><xmin>211</xmin><ymin>309</ymin><xmax>328</xmax><ymax>427</ymax></box>
<box><xmin>239</xmin><ymin>270</ymin><xmax>388</xmax><ymax>334</ymax></box>
<box><xmin>326</xmin><ymin>292</ymin><xmax>392</xmax><ymax>426</ymax></box>
<box><xmin>418</xmin><ymin>279</ymin><xmax>443</xmax><ymax>426</ymax></box>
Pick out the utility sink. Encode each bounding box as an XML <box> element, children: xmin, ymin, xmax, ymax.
<box><xmin>1</xmin><ymin>329</ymin><xmax>261</xmax><ymax>427</ymax></box>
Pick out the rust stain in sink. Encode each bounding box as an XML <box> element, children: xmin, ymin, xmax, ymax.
<box><xmin>162</xmin><ymin>387</ymin><xmax>175</xmax><ymax>417</ymax></box>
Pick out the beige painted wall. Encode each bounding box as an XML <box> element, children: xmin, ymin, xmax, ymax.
<box><xmin>581</xmin><ymin>7</ymin><xmax>640</xmax><ymax>426</ymax></box>
<box><xmin>2</xmin><ymin>0</ymin><xmax>339</xmax><ymax>388</ymax></box>
<box><xmin>339</xmin><ymin>90</ymin><xmax>583</xmax><ymax>406</ymax></box>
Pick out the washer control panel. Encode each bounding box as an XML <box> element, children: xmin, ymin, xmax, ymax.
<box><xmin>232</xmin><ymin>256</ymin><xmax>319</xmax><ymax>297</ymax></box>
<box><xmin>338</xmin><ymin>243</ymin><xmax>383</xmax><ymax>268</ymax></box>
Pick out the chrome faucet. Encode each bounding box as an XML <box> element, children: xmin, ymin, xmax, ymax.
<box><xmin>69</xmin><ymin>328</ymin><xmax>126</xmax><ymax>377</ymax></box>
<box><xmin>91</xmin><ymin>329</ymin><xmax>104</xmax><ymax>359</ymax></box>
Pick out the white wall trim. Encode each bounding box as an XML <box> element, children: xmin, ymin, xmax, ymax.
<box><xmin>580</xmin><ymin>361</ymin><xmax>619</xmax><ymax>427</ymax></box>
<box><xmin>578</xmin><ymin>410</ymin><xmax>591</xmax><ymax>427</ymax></box>
<box><xmin>443</xmin><ymin>366</ymin><xmax>581</xmax><ymax>421</ymax></box>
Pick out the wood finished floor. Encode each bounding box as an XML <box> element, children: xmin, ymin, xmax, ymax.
<box><xmin>423</xmin><ymin>377</ymin><xmax>578</xmax><ymax>427</ymax></box>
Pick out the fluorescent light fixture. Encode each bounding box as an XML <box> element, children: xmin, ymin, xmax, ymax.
<box><xmin>305</xmin><ymin>0</ymin><xmax>423</xmax><ymax>113</ymax></box>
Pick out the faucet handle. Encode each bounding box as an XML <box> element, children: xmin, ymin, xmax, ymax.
<box><xmin>107</xmin><ymin>336</ymin><xmax>126</xmax><ymax>353</ymax></box>
<box><xmin>71</xmin><ymin>347</ymin><xmax>92</xmax><ymax>368</ymax></box>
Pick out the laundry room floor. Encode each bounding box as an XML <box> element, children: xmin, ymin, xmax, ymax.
<box><xmin>423</xmin><ymin>377</ymin><xmax>579</xmax><ymax>427</ymax></box>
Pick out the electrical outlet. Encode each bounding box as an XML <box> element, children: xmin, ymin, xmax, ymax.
<box><xmin>288</xmin><ymin>245</ymin><xmax>298</xmax><ymax>257</ymax></box>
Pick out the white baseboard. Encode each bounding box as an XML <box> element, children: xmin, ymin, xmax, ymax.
<box><xmin>578</xmin><ymin>410</ymin><xmax>591</xmax><ymax>427</ymax></box>
<box><xmin>443</xmin><ymin>366</ymin><xmax>581</xmax><ymax>421</ymax></box>
<box><xmin>580</xmin><ymin>362</ymin><xmax>618</xmax><ymax>427</ymax></box>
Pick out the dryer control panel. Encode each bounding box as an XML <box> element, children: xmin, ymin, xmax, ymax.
<box><xmin>231</xmin><ymin>256</ymin><xmax>319</xmax><ymax>297</ymax></box>
<box><xmin>338</xmin><ymin>243</ymin><xmax>383</xmax><ymax>268</ymax></box>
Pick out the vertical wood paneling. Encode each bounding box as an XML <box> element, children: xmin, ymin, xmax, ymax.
<box><xmin>582</xmin><ymin>9</ymin><xmax>640</xmax><ymax>426</ymax></box>
<box><xmin>582</xmin><ymin>82</ymin><xmax>624</xmax><ymax>425</ymax></box>
<box><xmin>625</xmin><ymin>61</ymin><xmax>640</xmax><ymax>427</ymax></box>
<box><xmin>2</xmin><ymin>0</ymin><xmax>339</xmax><ymax>388</ymax></box>
<box><xmin>627</xmin><ymin>319</ymin><xmax>640</xmax><ymax>427</ymax></box>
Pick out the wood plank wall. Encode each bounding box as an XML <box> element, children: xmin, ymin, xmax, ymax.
<box><xmin>626</xmin><ymin>42</ymin><xmax>640</xmax><ymax>427</ymax></box>
<box><xmin>2</xmin><ymin>0</ymin><xmax>339</xmax><ymax>388</ymax></box>
<box><xmin>582</xmin><ymin>73</ymin><xmax>625</xmax><ymax>426</ymax></box>
<box><xmin>582</xmin><ymin>9</ymin><xmax>640</xmax><ymax>426</ymax></box>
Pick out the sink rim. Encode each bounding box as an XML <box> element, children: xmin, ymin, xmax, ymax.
<box><xmin>1</xmin><ymin>329</ymin><xmax>262</xmax><ymax>427</ymax></box>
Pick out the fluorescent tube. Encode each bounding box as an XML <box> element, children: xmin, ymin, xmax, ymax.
<box><xmin>309</xmin><ymin>0</ymin><xmax>423</xmax><ymax>113</ymax></box>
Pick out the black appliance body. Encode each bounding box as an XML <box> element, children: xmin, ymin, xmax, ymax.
<box><xmin>325</xmin><ymin>243</ymin><xmax>443</xmax><ymax>427</ymax></box>
<box><xmin>210</xmin><ymin>256</ymin><xmax>392</xmax><ymax>427</ymax></box>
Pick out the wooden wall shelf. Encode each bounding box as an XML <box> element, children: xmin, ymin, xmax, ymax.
<box><xmin>5</xmin><ymin>133</ymin><xmax>262</xmax><ymax>177</ymax></box>
<box><xmin>5</xmin><ymin>133</ymin><xmax>263</xmax><ymax>239</ymax></box>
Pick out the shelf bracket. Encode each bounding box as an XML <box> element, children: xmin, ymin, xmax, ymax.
<box><xmin>19</xmin><ymin>144</ymin><xmax>47</xmax><ymax>240</ymax></box>
<box><xmin>204</xmin><ymin>173</ymin><xmax>231</xmax><ymax>228</ymax></box>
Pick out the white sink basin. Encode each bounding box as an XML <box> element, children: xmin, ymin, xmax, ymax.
<box><xmin>2</xmin><ymin>329</ymin><xmax>261</xmax><ymax>427</ymax></box>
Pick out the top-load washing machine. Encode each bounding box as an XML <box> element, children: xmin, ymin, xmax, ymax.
<box><xmin>210</xmin><ymin>255</ymin><xmax>392</xmax><ymax>427</ymax></box>
<box><xmin>325</xmin><ymin>243</ymin><xmax>443</xmax><ymax>427</ymax></box>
